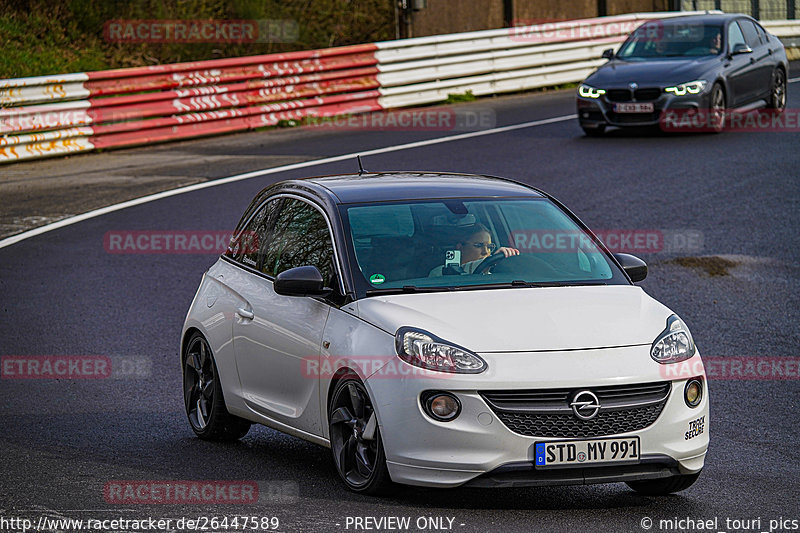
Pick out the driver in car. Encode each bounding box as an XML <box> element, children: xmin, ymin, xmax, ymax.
<box><xmin>429</xmin><ymin>223</ymin><xmax>519</xmax><ymax>276</ymax></box>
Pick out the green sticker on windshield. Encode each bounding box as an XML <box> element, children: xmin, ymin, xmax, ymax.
<box><xmin>369</xmin><ymin>274</ymin><xmax>386</xmax><ymax>285</ymax></box>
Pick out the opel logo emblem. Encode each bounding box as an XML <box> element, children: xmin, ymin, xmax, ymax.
<box><xmin>629</xmin><ymin>82</ymin><xmax>638</xmax><ymax>90</ymax></box>
<box><xmin>570</xmin><ymin>390</ymin><xmax>601</xmax><ymax>420</ymax></box>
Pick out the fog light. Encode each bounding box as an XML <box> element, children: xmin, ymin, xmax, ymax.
<box><xmin>684</xmin><ymin>378</ymin><xmax>703</xmax><ymax>408</ymax></box>
<box><xmin>422</xmin><ymin>392</ymin><xmax>461</xmax><ymax>422</ymax></box>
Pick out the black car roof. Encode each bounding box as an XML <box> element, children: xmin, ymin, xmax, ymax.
<box><xmin>295</xmin><ymin>172</ymin><xmax>544</xmax><ymax>204</ymax></box>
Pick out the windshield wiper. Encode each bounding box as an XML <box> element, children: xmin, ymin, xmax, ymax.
<box><xmin>463</xmin><ymin>280</ymin><xmax>608</xmax><ymax>289</ymax></box>
<box><xmin>365</xmin><ymin>285</ymin><xmax>454</xmax><ymax>296</ymax></box>
<box><xmin>365</xmin><ymin>280</ymin><xmax>607</xmax><ymax>296</ymax></box>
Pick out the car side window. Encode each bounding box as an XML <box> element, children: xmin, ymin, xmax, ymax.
<box><xmin>727</xmin><ymin>22</ymin><xmax>747</xmax><ymax>52</ymax></box>
<box><xmin>754</xmin><ymin>22</ymin><xmax>769</xmax><ymax>44</ymax></box>
<box><xmin>226</xmin><ymin>198</ymin><xmax>282</xmax><ymax>268</ymax></box>
<box><xmin>261</xmin><ymin>198</ymin><xmax>335</xmax><ymax>284</ymax></box>
<box><xmin>738</xmin><ymin>20</ymin><xmax>762</xmax><ymax>48</ymax></box>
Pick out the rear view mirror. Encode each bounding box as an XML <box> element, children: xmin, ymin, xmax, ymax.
<box><xmin>613</xmin><ymin>253</ymin><xmax>647</xmax><ymax>282</ymax></box>
<box><xmin>602</xmin><ymin>48</ymin><xmax>615</xmax><ymax>59</ymax></box>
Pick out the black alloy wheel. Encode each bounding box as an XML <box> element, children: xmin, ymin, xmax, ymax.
<box><xmin>329</xmin><ymin>377</ymin><xmax>392</xmax><ymax>494</ymax></box>
<box><xmin>183</xmin><ymin>332</ymin><xmax>250</xmax><ymax>440</ymax></box>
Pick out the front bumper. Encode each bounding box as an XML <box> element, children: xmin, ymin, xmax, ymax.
<box><xmin>366</xmin><ymin>346</ymin><xmax>709</xmax><ymax>488</ymax></box>
<box><xmin>577</xmin><ymin>88</ymin><xmax>714</xmax><ymax>128</ymax></box>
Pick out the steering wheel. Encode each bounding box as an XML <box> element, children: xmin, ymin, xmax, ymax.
<box><xmin>473</xmin><ymin>252</ymin><xmax>564</xmax><ymax>277</ymax></box>
<box><xmin>472</xmin><ymin>252</ymin><xmax>509</xmax><ymax>274</ymax></box>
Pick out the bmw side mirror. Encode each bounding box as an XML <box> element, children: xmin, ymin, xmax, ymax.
<box><xmin>602</xmin><ymin>48</ymin><xmax>615</xmax><ymax>59</ymax></box>
<box><xmin>731</xmin><ymin>43</ymin><xmax>753</xmax><ymax>56</ymax></box>
<box><xmin>274</xmin><ymin>266</ymin><xmax>332</xmax><ymax>297</ymax></box>
<box><xmin>613</xmin><ymin>253</ymin><xmax>647</xmax><ymax>282</ymax></box>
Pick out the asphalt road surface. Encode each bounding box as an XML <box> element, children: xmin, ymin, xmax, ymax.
<box><xmin>1</xmin><ymin>66</ymin><xmax>799</xmax><ymax>533</ymax></box>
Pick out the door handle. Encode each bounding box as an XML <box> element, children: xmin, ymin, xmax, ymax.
<box><xmin>236</xmin><ymin>307</ymin><xmax>254</xmax><ymax>320</ymax></box>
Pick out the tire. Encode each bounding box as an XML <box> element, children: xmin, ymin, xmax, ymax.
<box><xmin>768</xmin><ymin>68</ymin><xmax>787</xmax><ymax>112</ymax></box>
<box><xmin>328</xmin><ymin>376</ymin><xmax>393</xmax><ymax>495</ymax></box>
<box><xmin>581</xmin><ymin>124</ymin><xmax>606</xmax><ymax>137</ymax></box>
<box><xmin>708</xmin><ymin>83</ymin><xmax>726</xmax><ymax>133</ymax></box>
<box><xmin>183</xmin><ymin>332</ymin><xmax>251</xmax><ymax>441</ymax></box>
<box><xmin>626</xmin><ymin>472</ymin><xmax>701</xmax><ymax>495</ymax></box>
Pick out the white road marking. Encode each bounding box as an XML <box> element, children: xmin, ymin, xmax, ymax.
<box><xmin>0</xmin><ymin>114</ymin><xmax>576</xmax><ymax>250</ymax></box>
<box><xmin>788</xmin><ymin>77</ymin><xmax>800</xmax><ymax>83</ymax></box>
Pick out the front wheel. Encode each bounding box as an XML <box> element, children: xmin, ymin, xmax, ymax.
<box><xmin>768</xmin><ymin>68</ymin><xmax>787</xmax><ymax>112</ymax></box>
<box><xmin>183</xmin><ymin>332</ymin><xmax>251</xmax><ymax>441</ymax></box>
<box><xmin>626</xmin><ymin>471</ymin><xmax>701</xmax><ymax>495</ymax></box>
<box><xmin>329</xmin><ymin>377</ymin><xmax>392</xmax><ymax>495</ymax></box>
<box><xmin>708</xmin><ymin>83</ymin><xmax>726</xmax><ymax>133</ymax></box>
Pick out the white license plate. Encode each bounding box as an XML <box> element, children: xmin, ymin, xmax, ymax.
<box><xmin>535</xmin><ymin>437</ymin><xmax>640</xmax><ymax>467</ymax></box>
<box><xmin>614</xmin><ymin>103</ymin><xmax>654</xmax><ymax>113</ymax></box>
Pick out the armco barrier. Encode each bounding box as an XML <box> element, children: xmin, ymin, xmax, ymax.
<box><xmin>1</xmin><ymin>12</ymin><xmax>797</xmax><ymax>164</ymax></box>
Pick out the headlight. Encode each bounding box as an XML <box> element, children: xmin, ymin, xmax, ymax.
<box><xmin>664</xmin><ymin>80</ymin><xmax>707</xmax><ymax>96</ymax></box>
<box><xmin>651</xmin><ymin>314</ymin><xmax>696</xmax><ymax>364</ymax></box>
<box><xmin>395</xmin><ymin>327</ymin><xmax>487</xmax><ymax>374</ymax></box>
<box><xmin>578</xmin><ymin>84</ymin><xmax>606</xmax><ymax>99</ymax></box>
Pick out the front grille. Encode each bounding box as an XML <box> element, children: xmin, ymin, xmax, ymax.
<box><xmin>606</xmin><ymin>89</ymin><xmax>632</xmax><ymax>102</ymax></box>
<box><xmin>605</xmin><ymin>88</ymin><xmax>662</xmax><ymax>102</ymax></box>
<box><xmin>481</xmin><ymin>382</ymin><xmax>670</xmax><ymax>438</ymax></box>
<box><xmin>634</xmin><ymin>88</ymin><xmax>662</xmax><ymax>101</ymax></box>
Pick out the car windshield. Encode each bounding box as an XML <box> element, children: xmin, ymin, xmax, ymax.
<box><xmin>616</xmin><ymin>21</ymin><xmax>723</xmax><ymax>59</ymax></box>
<box><xmin>340</xmin><ymin>198</ymin><xmax>628</xmax><ymax>296</ymax></box>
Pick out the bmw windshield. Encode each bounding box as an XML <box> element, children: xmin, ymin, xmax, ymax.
<box><xmin>340</xmin><ymin>198</ymin><xmax>629</xmax><ymax>297</ymax></box>
<box><xmin>616</xmin><ymin>21</ymin><xmax>723</xmax><ymax>60</ymax></box>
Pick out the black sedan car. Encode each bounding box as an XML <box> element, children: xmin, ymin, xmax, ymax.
<box><xmin>577</xmin><ymin>13</ymin><xmax>788</xmax><ymax>135</ymax></box>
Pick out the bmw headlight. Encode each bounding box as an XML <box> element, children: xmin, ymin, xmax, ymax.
<box><xmin>395</xmin><ymin>327</ymin><xmax>486</xmax><ymax>374</ymax></box>
<box><xmin>578</xmin><ymin>84</ymin><xmax>606</xmax><ymax>99</ymax></box>
<box><xmin>651</xmin><ymin>315</ymin><xmax>696</xmax><ymax>364</ymax></box>
<box><xmin>664</xmin><ymin>80</ymin><xmax>707</xmax><ymax>96</ymax></box>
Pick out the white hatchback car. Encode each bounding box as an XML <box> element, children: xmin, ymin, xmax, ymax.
<box><xmin>181</xmin><ymin>172</ymin><xmax>709</xmax><ymax>495</ymax></box>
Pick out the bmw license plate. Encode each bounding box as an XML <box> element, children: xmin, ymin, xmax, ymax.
<box><xmin>535</xmin><ymin>437</ymin><xmax>640</xmax><ymax>467</ymax></box>
<box><xmin>614</xmin><ymin>102</ymin><xmax>654</xmax><ymax>113</ymax></box>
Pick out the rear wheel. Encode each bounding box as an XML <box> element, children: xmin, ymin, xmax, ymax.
<box><xmin>626</xmin><ymin>472</ymin><xmax>701</xmax><ymax>495</ymax></box>
<box><xmin>329</xmin><ymin>376</ymin><xmax>392</xmax><ymax>495</ymax></box>
<box><xmin>768</xmin><ymin>68</ymin><xmax>787</xmax><ymax>111</ymax></box>
<box><xmin>183</xmin><ymin>332</ymin><xmax>251</xmax><ymax>441</ymax></box>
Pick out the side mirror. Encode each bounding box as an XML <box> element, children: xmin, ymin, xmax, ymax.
<box><xmin>602</xmin><ymin>48</ymin><xmax>615</xmax><ymax>59</ymax></box>
<box><xmin>613</xmin><ymin>253</ymin><xmax>647</xmax><ymax>282</ymax></box>
<box><xmin>274</xmin><ymin>266</ymin><xmax>332</xmax><ymax>297</ymax></box>
<box><xmin>731</xmin><ymin>43</ymin><xmax>753</xmax><ymax>55</ymax></box>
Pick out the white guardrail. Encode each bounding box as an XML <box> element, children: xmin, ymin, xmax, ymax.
<box><xmin>1</xmin><ymin>12</ymin><xmax>798</xmax><ymax>164</ymax></box>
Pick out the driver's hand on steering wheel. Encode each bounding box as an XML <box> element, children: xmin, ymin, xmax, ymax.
<box><xmin>494</xmin><ymin>247</ymin><xmax>520</xmax><ymax>258</ymax></box>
